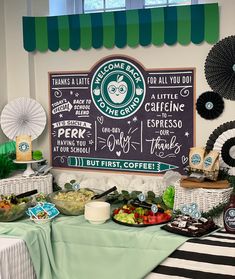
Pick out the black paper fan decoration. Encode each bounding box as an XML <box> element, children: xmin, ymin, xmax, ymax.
<box><xmin>221</xmin><ymin>137</ymin><xmax>235</xmax><ymax>167</ymax></box>
<box><xmin>196</xmin><ymin>91</ymin><xmax>224</xmax><ymax>119</ymax></box>
<box><xmin>205</xmin><ymin>35</ymin><xmax>235</xmax><ymax>100</ymax></box>
<box><xmin>206</xmin><ymin>120</ymin><xmax>235</xmax><ymax>151</ymax></box>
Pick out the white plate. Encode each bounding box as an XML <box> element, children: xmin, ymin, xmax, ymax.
<box><xmin>30</xmin><ymin>217</ymin><xmax>52</xmax><ymax>224</ymax></box>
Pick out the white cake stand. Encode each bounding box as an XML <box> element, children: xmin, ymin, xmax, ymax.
<box><xmin>13</xmin><ymin>159</ymin><xmax>45</xmax><ymax>177</ymax></box>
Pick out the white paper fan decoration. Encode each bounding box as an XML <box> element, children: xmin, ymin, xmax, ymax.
<box><xmin>0</xmin><ymin>97</ymin><xmax>46</xmax><ymax>140</ymax></box>
<box><xmin>213</xmin><ymin>129</ymin><xmax>235</xmax><ymax>168</ymax></box>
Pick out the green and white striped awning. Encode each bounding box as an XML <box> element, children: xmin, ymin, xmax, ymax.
<box><xmin>22</xmin><ymin>3</ymin><xmax>219</xmax><ymax>52</ymax></box>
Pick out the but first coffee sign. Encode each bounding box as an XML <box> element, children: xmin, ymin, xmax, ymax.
<box><xmin>49</xmin><ymin>55</ymin><xmax>195</xmax><ymax>174</ymax></box>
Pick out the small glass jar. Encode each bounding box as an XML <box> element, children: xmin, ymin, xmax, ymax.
<box><xmin>223</xmin><ymin>193</ymin><xmax>235</xmax><ymax>233</ymax></box>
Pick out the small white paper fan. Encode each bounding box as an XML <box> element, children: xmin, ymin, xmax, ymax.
<box><xmin>0</xmin><ymin>97</ymin><xmax>46</xmax><ymax>140</ymax></box>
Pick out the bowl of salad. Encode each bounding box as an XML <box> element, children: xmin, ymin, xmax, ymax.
<box><xmin>47</xmin><ymin>188</ymin><xmax>103</xmax><ymax>216</ymax></box>
<box><xmin>0</xmin><ymin>194</ymin><xmax>32</xmax><ymax>222</ymax></box>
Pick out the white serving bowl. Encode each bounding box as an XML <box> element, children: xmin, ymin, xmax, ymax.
<box><xmin>84</xmin><ymin>201</ymin><xmax>110</xmax><ymax>225</ymax></box>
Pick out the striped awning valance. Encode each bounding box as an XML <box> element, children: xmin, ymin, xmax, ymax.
<box><xmin>22</xmin><ymin>3</ymin><xmax>219</xmax><ymax>52</ymax></box>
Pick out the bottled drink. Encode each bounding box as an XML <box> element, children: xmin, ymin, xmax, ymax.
<box><xmin>224</xmin><ymin>193</ymin><xmax>235</xmax><ymax>233</ymax></box>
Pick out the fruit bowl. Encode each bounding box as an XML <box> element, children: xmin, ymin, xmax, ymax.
<box><xmin>0</xmin><ymin>196</ymin><xmax>32</xmax><ymax>222</ymax></box>
<box><xmin>47</xmin><ymin>188</ymin><xmax>104</xmax><ymax>216</ymax></box>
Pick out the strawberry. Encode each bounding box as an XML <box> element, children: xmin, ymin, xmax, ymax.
<box><xmin>134</xmin><ymin>212</ymin><xmax>139</xmax><ymax>218</ymax></box>
<box><xmin>154</xmin><ymin>212</ymin><xmax>171</xmax><ymax>223</ymax></box>
<box><xmin>142</xmin><ymin>216</ymin><xmax>148</xmax><ymax>222</ymax></box>
<box><xmin>149</xmin><ymin>211</ymin><xmax>154</xmax><ymax>216</ymax></box>
<box><xmin>162</xmin><ymin>213</ymin><xmax>171</xmax><ymax>221</ymax></box>
<box><xmin>148</xmin><ymin>216</ymin><xmax>159</xmax><ymax>224</ymax></box>
<box><xmin>113</xmin><ymin>209</ymin><xmax>120</xmax><ymax>215</ymax></box>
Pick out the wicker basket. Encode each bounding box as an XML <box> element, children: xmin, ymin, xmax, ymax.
<box><xmin>173</xmin><ymin>182</ymin><xmax>233</xmax><ymax>227</ymax></box>
<box><xmin>0</xmin><ymin>173</ymin><xmax>53</xmax><ymax>195</ymax></box>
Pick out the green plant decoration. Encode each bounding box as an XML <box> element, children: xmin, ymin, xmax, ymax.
<box><xmin>32</xmin><ymin>150</ymin><xmax>43</xmax><ymax>160</ymax></box>
<box><xmin>201</xmin><ymin>202</ymin><xmax>227</xmax><ymax>218</ymax></box>
<box><xmin>162</xmin><ymin>186</ymin><xmax>175</xmax><ymax>209</ymax></box>
<box><xmin>8</xmin><ymin>152</ymin><xmax>26</xmax><ymax>170</ymax></box>
<box><xmin>64</xmin><ymin>180</ymin><xmax>80</xmax><ymax>191</ymax></box>
<box><xmin>0</xmin><ymin>141</ymin><xmax>16</xmax><ymax>155</ymax></box>
<box><xmin>0</xmin><ymin>154</ymin><xmax>14</xmax><ymax>179</ymax></box>
<box><xmin>105</xmin><ymin>190</ymin><xmax>169</xmax><ymax>210</ymax></box>
<box><xmin>64</xmin><ymin>180</ymin><xmax>76</xmax><ymax>190</ymax></box>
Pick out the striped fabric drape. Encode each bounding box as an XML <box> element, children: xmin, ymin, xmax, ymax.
<box><xmin>22</xmin><ymin>3</ymin><xmax>219</xmax><ymax>52</ymax></box>
<box><xmin>147</xmin><ymin>229</ymin><xmax>235</xmax><ymax>279</ymax></box>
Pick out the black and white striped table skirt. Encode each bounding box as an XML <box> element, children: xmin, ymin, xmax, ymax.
<box><xmin>146</xmin><ymin>229</ymin><xmax>235</xmax><ymax>279</ymax></box>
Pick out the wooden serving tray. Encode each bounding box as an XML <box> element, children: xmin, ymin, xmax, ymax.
<box><xmin>181</xmin><ymin>179</ymin><xmax>230</xmax><ymax>189</ymax></box>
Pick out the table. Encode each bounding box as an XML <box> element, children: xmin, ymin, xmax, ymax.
<box><xmin>0</xmin><ymin>217</ymin><xmax>235</xmax><ymax>279</ymax></box>
<box><xmin>0</xmin><ymin>238</ymin><xmax>36</xmax><ymax>279</ymax></box>
<box><xmin>51</xmin><ymin>216</ymin><xmax>187</xmax><ymax>279</ymax></box>
<box><xmin>147</xmin><ymin>228</ymin><xmax>235</xmax><ymax>279</ymax></box>
<box><xmin>0</xmin><ymin>216</ymin><xmax>187</xmax><ymax>279</ymax></box>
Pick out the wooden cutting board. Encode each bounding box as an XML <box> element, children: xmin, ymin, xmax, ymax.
<box><xmin>181</xmin><ymin>179</ymin><xmax>230</xmax><ymax>189</ymax></box>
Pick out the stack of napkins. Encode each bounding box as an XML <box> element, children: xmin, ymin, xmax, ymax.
<box><xmin>27</xmin><ymin>202</ymin><xmax>59</xmax><ymax>223</ymax></box>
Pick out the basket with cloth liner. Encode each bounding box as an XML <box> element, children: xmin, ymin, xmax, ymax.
<box><xmin>0</xmin><ymin>173</ymin><xmax>53</xmax><ymax>195</ymax></box>
<box><xmin>173</xmin><ymin>181</ymin><xmax>232</xmax><ymax>227</ymax></box>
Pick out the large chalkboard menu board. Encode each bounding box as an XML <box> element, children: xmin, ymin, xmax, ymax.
<box><xmin>49</xmin><ymin>55</ymin><xmax>195</xmax><ymax>174</ymax></box>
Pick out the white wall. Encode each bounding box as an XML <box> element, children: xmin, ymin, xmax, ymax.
<box><xmin>1</xmin><ymin>0</ymin><xmax>235</xmax><ymax>182</ymax></box>
<box><xmin>4</xmin><ymin>0</ymin><xmax>30</xmax><ymax>102</ymax></box>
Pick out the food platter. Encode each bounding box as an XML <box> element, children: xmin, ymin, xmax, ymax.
<box><xmin>161</xmin><ymin>215</ymin><xmax>218</xmax><ymax>237</ymax></box>
<box><xmin>112</xmin><ymin>215</ymin><xmax>171</xmax><ymax>227</ymax></box>
<box><xmin>112</xmin><ymin>204</ymin><xmax>172</xmax><ymax>227</ymax></box>
<box><xmin>161</xmin><ymin>223</ymin><xmax>218</xmax><ymax>237</ymax></box>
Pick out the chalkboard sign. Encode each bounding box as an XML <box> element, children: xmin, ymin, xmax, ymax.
<box><xmin>49</xmin><ymin>55</ymin><xmax>195</xmax><ymax>174</ymax></box>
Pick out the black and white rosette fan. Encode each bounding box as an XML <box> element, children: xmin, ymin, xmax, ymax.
<box><xmin>0</xmin><ymin>97</ymin><xmax>46</xmax><ymax>140</ymax></box>
<box><xmin>205</xmin><ymin>35</ymin><xmax>235</xmax><ymax>100</ymax></box>
<box><xmin>196</xmin><ymin>91</ymin><xmax>224</xmax><ymax>119</ymax></box>
<box><xmin>206</xmin><ymin>121</ymin><xmax>235</xmax><ymax>174</ymax></box>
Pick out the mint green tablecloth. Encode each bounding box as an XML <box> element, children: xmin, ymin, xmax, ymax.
<box><xmin>52</xmin><ymin>216</ymin><xmax>188</xmax><ymax>279</ymax></box>
<box><xmin>0</xmin><ymin>216</ymin><xmax>188</xmax><ymax>279</ymax></box>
